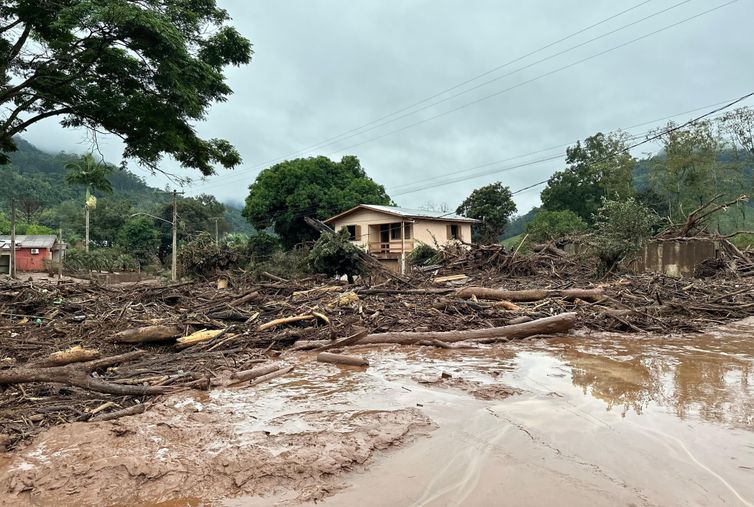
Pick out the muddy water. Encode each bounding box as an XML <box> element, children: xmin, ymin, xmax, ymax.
<box><xmin>2</xmin><ymin>319</ymin><xmax>754</xmax><ymax>506</ymax></box>
<box><xmin>230</xmin><ymin>319</ymin><xmax>754</xmax><ymax>506</ymax></box>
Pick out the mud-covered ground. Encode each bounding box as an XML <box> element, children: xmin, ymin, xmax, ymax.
<box><xmin>1</xmin><ymin>317</ymin><xmax>753</xmax><ymax>506</ymax></box>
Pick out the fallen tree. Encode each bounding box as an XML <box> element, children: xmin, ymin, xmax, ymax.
<box><xmin>355</xmin><ymin>313</ymin><xmax>576</xmax><ymax>346</ymax></box>
<box><xmin>455</xmin><ymin>287</ymin><xmax>604</xmax><ymax>302</ymax></box>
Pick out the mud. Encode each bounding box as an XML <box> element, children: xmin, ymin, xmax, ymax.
<box><xmin>2</xmin><ymin>319</ymin><xmax>754</xmax><ymax>506</ymax></box>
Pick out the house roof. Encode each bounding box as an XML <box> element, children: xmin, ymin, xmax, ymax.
<box><xmin>0</xmin><ymin>235</ymin><xmax>58</xmax><ymax>250</ymax></box>
<box><xmin>324</xmin><ymin>204</ymin><xmax>480</xmax><ymax>224</ymax></box>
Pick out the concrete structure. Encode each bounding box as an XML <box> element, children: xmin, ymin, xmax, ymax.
<box><xmin>0</xmin><ymin>235</ymin><xmax>66</xmax><ymax>274</ymax></box>
<box><xmin>631</xmin><ymin>238</ymin><xmax>719</xmax><ymax>277</ymax></box>
<box><xmin>324</xmin><ymin>204</ymin><xmax>479</xmax><ymax>273</ymax></box>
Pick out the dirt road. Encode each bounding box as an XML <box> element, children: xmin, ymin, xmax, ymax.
<box><xmin>2</xmin><ymin>319</ymin><xmax>753</xmax><ymax>506</ymax></box>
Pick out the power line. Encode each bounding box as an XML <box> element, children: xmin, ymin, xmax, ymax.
<box><xmin>234</xmin><ymin>0</ymin><xmax>656</xmax><ymax>172</ymax></box>
<box><xmin>195</xmin><ymin>0</ymin><xmax>737</xmax><ymax>193</ymax></box>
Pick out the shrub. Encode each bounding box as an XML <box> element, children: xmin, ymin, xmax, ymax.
<box><xmin>251</xmin><ymin>246</ymin><xmax>312</xmax><ymax>280</ymax></box>
<box><xmin>308</xmin><ymin>229</ymin><xmax>368</xmax><ymax>283</ymax></box>
<box><xmin>731</xmin><ymin>233</ymin><xmax>754</xmax><ymax>250</ymax></box>
<box><xmin>407</xmin><ymin>242</ymin><xmax>440</xmax><ymax>266</ymax></box>
<box><xmin>64</xmin><ymin>248</ymin><xmax>139</xmax><ymax>273</ymax></box>
<box><xmin>245</xmin><ymin>231</ymin><xmax>281</xmax><ymax>262</ymax></box>
<box><xmin>589</xmin><ymin>197</ymin><xmax>658</xmax><ymax>273</ymax></box>
<box><xmin>177</xmin><ymin>233</ymin><xmax>241</xmax><ymax>277</ymax></box>
<box><xmin>526</xmin><ymin>210</ymin><xmax>587</xmax><ymax>243</ymax></box>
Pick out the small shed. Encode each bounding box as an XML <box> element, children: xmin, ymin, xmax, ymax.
<box><xmin>0</xmin><ymin>235</ymin><xmax>66</xmax><ymax>274</ymax></box>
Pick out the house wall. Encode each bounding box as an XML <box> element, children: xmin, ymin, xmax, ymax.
<box><xmin>15</xmin><ymin>248</ymin><xmax>52</xmax><ymax>272</ymax></box>
<box><xmin>329</xmin><ymin>210</ymin><xmax>473</xmax><ymax>249</ymax></box>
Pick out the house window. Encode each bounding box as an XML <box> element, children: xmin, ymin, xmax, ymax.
<box><xmin>448</xmin><ymin>224</ymin><xmax>460</xmax><ymax>240</ymax></box>
<box><xmin>344</xmin><ymin>225</ymin><xmax>358</xmax><ymax>241</ymax></box>
<box><xmin>404</xmin><ymin>223</ymin><xmax>412</xmax><ymax>239</ymax></box>
<box><xmin>390</xmin><ymin>223</ymin><xmax>402</xmax><ymax>240</ymax></box>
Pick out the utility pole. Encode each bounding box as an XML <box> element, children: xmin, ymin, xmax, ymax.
<box><xmin>9</xmin><ymin>199</ymin><xmax>16</xmax><ymax>279</ymax></box>
<box><xmin>58</xmin><ymin>227</ymin><xmax>63</xmax><ymax>280</ymax></box>
<box><xmin>85</xmin><ymin>204</ymin><xmax>89</xmax><ymax>252</ymax></box>
<box><xmin>212</xmin><ymin>217</ymin><xmax>220</xmax><ymax>245</ymax></box>
<box><xmin>171</xmin><ymin>190</ymin><xmax>178</xmax><ymax>282</ymax></box>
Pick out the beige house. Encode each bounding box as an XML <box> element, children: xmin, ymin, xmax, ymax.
<box><xmin>324</xmin><ymin>204</ymin><xmax>479</xmax><ymax>272</ymax></box>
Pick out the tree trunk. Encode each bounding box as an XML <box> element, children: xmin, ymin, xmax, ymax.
<box><xmin>111</xmin><ymin>325</ymin><xmax>183</xmax><ymax>344</ymax></box>
<box><xmin>356</xmin><ymin>313</ymin><xmax>576</xmax><ymax>345</ymax></box>
<box><xmin>455</xmin><ymin>287</ymin><xmax>604</xmax><ymax>302</ymax></box>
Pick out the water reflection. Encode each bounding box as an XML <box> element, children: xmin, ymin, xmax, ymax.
<box><xmin>547</xmin><ymin>319</ymin><xmax>754</xmax><ymax>428</ymax></box>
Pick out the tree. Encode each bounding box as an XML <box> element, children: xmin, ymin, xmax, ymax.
<box><xmin>243</xmin><ymin>156</ymin><xmax>392</xmax><ymax>249</ymax></box>
<box><xmin>526</xmin><ymin>210</ymin><xmax>587</xmax><ymax>243</ymax></box>
<box><xmin>0</xmin><ymin>1</ymin><xmax>252</xmax><ymax>175</ymax></box>
<box><xmin>308</xmin><ymin>229</ymin><xmax>368</xmax><ymax>283</ymax></box>
<box><xmin>118</xmin><ymin>217</ymin><xmax>160</xmax><ymax>264</ymax></box>
<box><xmin>156</xmin><ymin>194</ymin><xmax>226</xmax><ymax>264</ymax></box>
<box><xmin>64</xmin><ymin>153</ymin><xmax>113</xmax><ymax>251</ymax></box>
<box><xmin>455</xmin><ymin>182</ymin><xmax>517</xmax><ymax>244</ymax></box>
<box><xmin>16</xmin><ymin>196</ymin><xmax>42</xmax><ymax>223</ymax></box>
<box><xmin>590</xmin><ymin>197</ymin><xmax>658</xmax><ymax>273</ymax></box>
<box><xmin>540</xmin><ymin>132</ymin><xmax>636</xmax><ymax>222</ymax></box>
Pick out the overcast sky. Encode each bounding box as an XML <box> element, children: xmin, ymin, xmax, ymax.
<box><xmin>22</xmin><ymin>0</ymin><xmax>754</xmax><ymax>215</ymax></box>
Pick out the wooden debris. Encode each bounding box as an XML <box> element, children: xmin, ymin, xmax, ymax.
<box><xmin>456</xmin><ymin>287</ymin><xmax>605</xmax><ymax>302</ymax></box>
<box><xmin>317</xmin><ymin>352</ymin><xmax>369</xmax><ymax>367</ymax></box>
<box><xmin>112</xmin><ymin>325</ymin><xmax>182</xmax><ymax>344</ymax></box>
<box><xmin>89</xmin><ymin>403</ymin><xmax>146</xmax><ymax>422</ymax></box>
<box><xmin>33</xmin><ymin>346</ymin><xmax>101</xmax><ymax>367</ymax></box>
<box><xmin>175</xmin><ymin>329</ymin><xmax>227</xmax><ymax>350</ymax></box>
<box><xmin>230</xmin><ymin>363</ymin><xmax>285</xmax><ymax>382</ymax></box>
<box><xmin>246</xmin><ymin>365</ymin><xmax>295</xmax><ymax>387</ymax></box>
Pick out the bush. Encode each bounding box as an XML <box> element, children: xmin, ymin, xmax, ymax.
<box><xmin>245</xmin><ymin>231</ymin><xmax>281</xmax><ymax>262</ymax></box>
<box><xmin>526</xmin><ymin>210</ymin><xmax>587</xmax><ymax>243</ymax></box>
<box><xmin>177</xmin><ymin>233</ymin><xmax>242</xmax><ymax>277</ymax></box>
<box><xmin>251</xmin><ymin>246</ymin><xmax>312</xmax><ymax>280</ymax></box>
<box><xmin>731</xmin><ymin>233</ymin><xmax>754</xmax><ymax>250</ymax></box>
<box><xmin>64</xmin><ymin>248</ymin><xmax>139</xmax><ymax>273</ymax></box>
<box><xmin>407</xmin><ymin>242</ymin><xmax>440</xmax><ymax>266</ymax></box>
<box><xmin>308</xmin><ymin>229</ymin><xmax>368</xmax><ymax>283</ymax></box>
<box><xmin>589</xmin><ymin>197</ymin><xmax>658</xmax><ymax>273</ymax></box>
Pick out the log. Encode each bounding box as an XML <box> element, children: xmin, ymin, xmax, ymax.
<box><xmin>175</xmin><ymin>328</ymin><xmax>227</xmax><ymax>350</ymax></box>
<box><xmin>33</xmin><ymin>346</ymin><xmax>101</xmax><ymax>367</ymax></box>
<box><xmin>230</xmin><ymin>290</ymin><xmax>261</xmax><ymax>307</ymax></box>
<box><xmin>0</xmin><ymin>351</ymin><xmax>172</xmax><ymax>395</ymax></box>
<box><xmin>112</xmin><ymin>325</ymin><xmax>182</xmax><ymax>344</ymax></box>
<box><xmin>292</xmin><ymin>286</ymin><xmax>342</xmax><ymax>300</ymax></box>
<box><xmin>317</xmin><ymin>352</ymin><xmax>369</xmax><ymax>367</ymax></box>
<box><xmin>313</xmin><ymin>329</ymin><xmax>369</xmax><ymax>352</ymax></box>
<box><xmin>89</xmin><ymin>403</ymin><xmax>146</xmax><ymax>422</ymax></box>
<box><xmin>246</xmin><ymin>365</ymin><xmax>295</xmax><ymax>387</ymax></box>
<box><xmin>231</xmin><ymin>363</ymin><xmax>284</xmax><ymax>382</ymax></box>
<box><xmin>455</xmin><ymin>287</ymin><xmax>604</xmax><ymax>302</ymax></box>
<box><xmin>356</xmin><ymin>313</ymin><xmax>576</xmax><ymax>345</ymax></box>
<box><xmin>258</xmin><ymin>313</ymin><xmax>328</xmax><ymax>331</ymax></box>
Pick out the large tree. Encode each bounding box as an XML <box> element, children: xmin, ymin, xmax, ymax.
<box><xmin>0</xmin><ymin>1</ymin><xmax>251</xmax><ymax>175</ymax></box>
<box><xmin>243</xmin><ymin>156</ymin><xmax>392</xmax><ymax>248</ymax></box>
<box><xmin>456</xmin><ymin>182</ymin><xmax>517</xmax><ymax>244</ymax></box>
<box><xmin>64</xmin><ymin>152</ymin><xmax>113</xmax><ymax>251</ymax></box>
<box><xmin>156</xmin><ymin>193</ymin><xmax>226</xmax><ymax>263</ymax></box>
<box><xmin>540</xmin><ymin>132</ymin><xmax>636</xmax><ymax>222</ymax></box>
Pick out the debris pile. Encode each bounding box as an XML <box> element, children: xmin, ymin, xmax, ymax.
<box><xmin>1</xmin><ymin>250</ymin><xmax>754</xmax><ymax>448</ymax></box>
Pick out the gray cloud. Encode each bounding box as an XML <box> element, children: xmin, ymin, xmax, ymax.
<box><xmin>22</xmin><ymin>0</ymin><xmax>754</xmax><ymax>215</ymax></box>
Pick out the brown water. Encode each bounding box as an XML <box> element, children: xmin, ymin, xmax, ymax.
<box><xmin>2</xmin><ymin>319</ymin><xmax>753</xmax><ymax>506</ymax></box>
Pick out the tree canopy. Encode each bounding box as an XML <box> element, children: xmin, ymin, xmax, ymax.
<box><xmin>456</xmin><ymin>182</ymin><xmax>517</xmax><ymax>244</ymax></box>
<box><xmin>243</xmin><ymin>156</ymin><xmax>392</xmax><ymax>249</ymax></box>
<box><xmin>0</xmin><ymin>0</ymin><xmax>252</xmax><ymax>175</ymax></box>
<box><xmin>540</xmin><ymin>132</ymin><xmax>636</xmax><ymax>222</ymax></box>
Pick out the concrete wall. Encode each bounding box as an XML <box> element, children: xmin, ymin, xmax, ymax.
<box><xmin>632</xmin><ymin>239</ymin><xmax>718</xmax><ymax>277</ymax></box>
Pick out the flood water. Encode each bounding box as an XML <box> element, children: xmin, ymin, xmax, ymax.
<box><xmin>3</xmin><ymin>319</ymin><xmax>754</xmax><ymax>506</ymax></box>
<box><xmin>229</xmin><ymin>318</ymin><xmax>754</xmax><ymax>506</ymax></box>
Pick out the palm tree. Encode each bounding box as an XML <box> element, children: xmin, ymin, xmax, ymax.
<box><xmin>64</xmin><ymin>153</ymin><xmax>113</xmax><ymax>252</ymax></box>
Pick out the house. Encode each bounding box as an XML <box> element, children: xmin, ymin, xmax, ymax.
<box><xmin>0</xmin><ymin>235</ymin><xmax>66</xmax><ymax>274</ymax></box>
<box><xmin>324</xmin><ymin>204</ymin><xmax>479</xmax><ymax>273</ymax></box>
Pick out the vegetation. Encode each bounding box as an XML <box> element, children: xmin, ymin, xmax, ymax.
<box><xmin>0</xmin><ymin>0</ymin><xmax>252</xmax><ymax>175</ymax></box>
<box><xmin>589</xmin><ymin>198</ymin><xmax>658</xmax><ymax>273</ymax></box>
<box><xmin>243</xmin><ymin>155</ymin><xmax>392</xmax><ymax>249</ymax></box>
<box><xmin>526</xmin><ymin>210</ymin><xmax>587</xmax><ymax>243</ymax></box>
<box><xmin>540</xmin><ymin>132</ymin><xmax>636</xmax><ymax>222</ymax></box>
<box><xmin>456</xmin><ymin>182</ymin><xmax>517</xmax><ymax>243</ymax></box>
<box><xmin>308</xmin><ymin>229</ymin><xmax>369</xmax><ymax>283</ymax></box>
<box><xmin>407</xmin><ymin>243</ymin><xmax>440</xmax><ymax>266</ymax></box>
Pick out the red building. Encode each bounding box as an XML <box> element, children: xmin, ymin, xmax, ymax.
<box><xmin>0</xmin><ymin>235</ymin><xmax>65</xmax><ymax>274</ymax></box>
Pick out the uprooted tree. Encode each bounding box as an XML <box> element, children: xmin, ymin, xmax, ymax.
<box><xmin>308</xmin><ymin>229</ymin><xmax>369</xmax><ymax>283</ymax></box>
<box><xmin>0</xmin><ymin>0</ymin><xmax>252</xmax><ymax>174</ymax></box>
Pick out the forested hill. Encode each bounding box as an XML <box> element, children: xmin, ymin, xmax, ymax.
<box><xmin>0</xmin><ymin>138</ymin><xmax>170</xmax><ymax>207</ymax></box>
<box><xmin>0</xmin><ymin>138</ymin><xmax>252</xmax><ymax>238</ymax></box>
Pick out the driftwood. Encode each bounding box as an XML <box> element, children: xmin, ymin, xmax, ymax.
<box><xmin>0</xmin><ymin>351</ymin><xmax>173</xmax><ymax>395</ymax></box>
<box><xmin>230</xmin><ymin>363</ymin><xmax>284</xmax><ymax>382</ymax></box>
<box><xmin>258</xmin><ymin>313</ymin><xmax>328</xmax><ymax>331</ymax></box>
<box><xmin>175</xmin><ymin>328</ymin><xmax>228</xmax><ymax>350</ymax></box>
<box><xmin>356</xmin><ymin>313</ymin><xmax>576</xmax><ymax>345</ymax></box>
<box><xmin>317</xmin><ymin>352</ymin><xmax>369</xmax><ymax>367</ymax></box>
<box><xmin>455</xmin><ymin>287</ymin><xmax>604</xmax><ymax>302</ymax></box>
<box><xmin>312</xmin><ymin>329</ymin><xmax>369</xmax><ymax>352</ymax></box>
<box><xmin>89</xmin><ymin>403</ymin><xmax>146</xmax><ymax>422</ymax></box>
<box><xmin>246</xmin><ymin>365</ymin><xmax>295</xmax><ymax>387</ymax></box>
<box><xmin>32</xmin><ymin>346</ymin><xmax>101</xmax><ymax>367</ymax></box>
<box><xmin>112</xmin><ymin>325</ymin><xmax>182</xmax><ymax>344</ymax></box>
<box><xmin>230</xmin><ymin>290</ymin><xmax>261</xmax><ymax>307</ymax></box>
